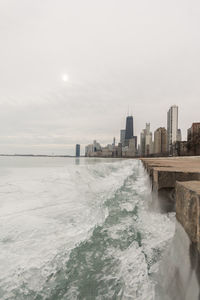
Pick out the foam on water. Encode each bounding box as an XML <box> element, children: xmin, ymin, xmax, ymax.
<box><xmin>0</xmin><ymin>157</ymin><xmax>175</xmax><ymax>299</ymax></box>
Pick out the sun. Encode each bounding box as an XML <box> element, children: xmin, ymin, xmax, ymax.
<box><xmin>62</xmin><ymin>74</ymin><xmax>69</xmax><ymax>82</ymax></box>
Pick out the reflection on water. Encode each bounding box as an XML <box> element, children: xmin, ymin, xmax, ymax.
<box><xmin>155</xmin><ymin>221</ymin><xmax>200</xmax><ymax>300</ymax></box>
<box><xmin>75</xmin><ymin>158</ymin><xmax>80</xmax><ymax>165</ymax></box>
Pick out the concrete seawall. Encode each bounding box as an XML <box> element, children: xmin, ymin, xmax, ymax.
<box><xmin>141</xmin><ymin>157</ymin><xmax>200</xmax><ymax>252</ymax></box>
<box><xmin>176</xmin><ymin>181</ymin><xmax>200</xmax><ymax>252</ymax></box>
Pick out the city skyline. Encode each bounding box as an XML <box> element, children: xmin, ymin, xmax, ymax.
<box><xmin>85</xmin><ymin>103</ymin><xmax>200</xmax><ymax>157</ymax></box>
<box><xmin>1</xmin><ymin>0</ymin><xmax>200</xmax><ymax>156</ymax></box>
<box><xmin>0</xmin><ymin>102</ymin><xmax>197</xmax><ymax>156</ymax></box>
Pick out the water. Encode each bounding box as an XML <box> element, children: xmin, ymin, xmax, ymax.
<box><xmin>0</xmin><ymin>157</ymin><xmax>175</xmax><ymax>300</ymax></box>
<box><xmin>155</xmin><ymin>221</ymin><xmax>200</xmax><ymax>300</ymax></box>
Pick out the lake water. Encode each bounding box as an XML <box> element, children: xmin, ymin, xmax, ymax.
<box><xmin>0</xmin><ymin>157</ymin><xmax>176</xmax><ymax>299</ymax></box>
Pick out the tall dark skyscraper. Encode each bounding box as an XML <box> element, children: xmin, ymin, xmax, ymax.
<box><xmin>75</xmin><ymin>144</ymin><xmax>80</xmax><ymax>157</ymax></box>
<box><xmin>125</xmin><ymin>116</ymin><xmax>134</xmax><ymax>145</ymax></box>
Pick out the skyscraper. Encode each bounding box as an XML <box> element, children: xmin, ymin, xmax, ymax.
<box><xmin>140</xmin><ymin>130</ymin><xmax>146</xmax><ymax>156</ymax></box>
<box><xmin>144</xmin><ymin>123</ymin><xmax>153</xmax><ymax>156</ymax></box>
<box><xmin>177</xmin><ymin>129</ymin><xmax>182</xmax><ymax>142</ymax></box>
<box><xmin>154</xmin><ymin>127</ymin><xmax>167</xmax><ymax>155</ymax></box>
<box><xmin>112</xmin><ymin>137</ymin><xmax>116</xmax><ymax>147</ymax></box>
<box><xmin>75</xmin><ymin>144</ymin><xmax>80</xmax><ymax>157</ymax></box>
<box><xmin>120</xmin><ymin>129</ymin><xmax>126</xmax><ymax>146</ymax></box>
<box><xmin>125</xmin><ymin>116</ymin><xmax>133</xmax><ymax>146</ymax></box>
<box><xmin>139</xmin><ymin>123</ymin><xmax>153</xmax><ymax>156</ymax></box>
<box><xmin>167</xmin><ymin>105</ymin><xmax>178</xmax><ymax>154</ymax></box>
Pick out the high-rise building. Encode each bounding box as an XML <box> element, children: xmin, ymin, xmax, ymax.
<box><xmin>140</xmin><ymin>130</ymin><xmax>146</xmax><ymax>156</ymax></box>
<box><xmin>120</xmin><ymin>129</ymin><xmax>126</xmax><ymax>146</ymax></box>
<box><xmin>139</xmin><ymin>123</ymin><xmax>153</xmax><ymax>156</ymax></box>
<box><xmin>187</xmin><ymin>123</ymin><xmax>200</xmax><ymax>142</ymax></box>
<box><xmin>127</xmin><ymin>137</ymin><xmax>137</xmax><ymax>157</ymax></box>
<box><xmin>177</xmin><ymin>129</ymin><xmax>182</xmax><ymax>142</ymax></box>
<box><xmin>144</xmin><ymin>123</ymin><xmax>153</xmax><ymax>156</ymax></box>
<box><xmin>187</xmin><ymin>123</ymin><xmax>200</xmax><ymax>155</ymax></box>
<box><xmin>167</xmin><ymin>105</ymin><xmax>178</xmax><ymax>154</ymax></box>
<box><xmin>76</xmin><ymin>144</ymin><xmax>80</xmax><ymax>157</ymax></box>
<box><xmin>125</xmin><ymin>116</ymin><xmax>134</xmax><ymax>146</ymax></box>
<box><xmin>112</xmin><ymin>137</ymin><xmax>116</xmax><ymax>147</ymax></box>
<box><xmin>154</xmin><ymin>127</ymin><xmax>167</xmax><ymax>155</ymax></box>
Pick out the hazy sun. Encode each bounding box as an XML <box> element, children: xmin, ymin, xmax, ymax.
<box><xmin>62</xmin><ymin>74</ymin><xmax>69</xmax><ymax>82</ymax></box>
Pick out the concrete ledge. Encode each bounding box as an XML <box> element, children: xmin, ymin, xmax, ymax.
<box><xmin>176</xmin><ymin>181</ymin><xmax>200</xmax><ymax>252</ymax></box>
<box><xmin>141</xmin><ymin>157</ymin><xmax>200</xmax><ymax>190</ymax></box>
<box><xmin>141</xmin><ymin>157</ymin><xmax>200</xmax><ymax>252</ymax></box>
<box><xmin>153</xmin><ymin>168</ymin><xmax>200</xmax><ymax>190</ymax></box>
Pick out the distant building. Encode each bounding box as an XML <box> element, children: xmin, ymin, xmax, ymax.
<box><xmin>138</xmin><ymin>144</ymin><xmax>141</xmax><ymax>156</ymax></box>
<box><xmin>76</xmin><ymin>144</ymin><xmax>80</xmax><ymax>157</ymax></box>
<box><xmin>177</xmin><ymin>129</ymin><xmax>182</xmax><ymax>142</ymax></box>
<box><xmin>127</xmin><ymin>137</ymin><xmax>137</xmax><ymax>157</ymax></box>
<box><xmin>117</xmin><ymin>143</ymin><xmax>122</xmax><ymax>158</ymax></box>
<box><xmin>120</xmin><ymin>129</ymin><xmax>126</xmax><ymax>146</ymax></box>
<box><xmin>173</xmin><ymin>123</ymin><xmax>200</xmax><ymax>157</ymax></box>
<box><xmin>125</xmin><ymin>116</ymin><xmax>134</xmax><ymax>146</ymax></box>
<box><xmin>85</xmin><ymin>139</ymin><xmax>123</xmax><ymax>158</ymax></box>
<box><xmin>187</xmin><ymin>123</ymin><xmax>200</xmax><ymax>155</ymax></box>
<box><xmin>85</xmin><ymin>144</ymin><xmax>93</xmax><ymax>157</ymax></box>
<box><xmin>101</xmin><ymin>147</ymin><xmax>113</xmax><ymax>157</ymax></box>
<box><xmin>139</xmin><ymin>123</ymin><xmax>153</xmax><ymax>157</ymax></box>
<box><xmin>167</xmin><ymin>105</ymin><xmax>178</xmax><ymax>154</ymax></box>
<box><xmin>93</xmin><ymin>140</ymin><xmax>101</xmax><ymax>152</ymax></box>
<box><xmin>85</xmin><ymin>140</ymin><xmax>102</xmax><ymax>157</ymax></box>
<box><xmin>144</xmin><ymin>123</ymin><xmax>153</xmax><ymax>156</ymax></box>
<box><xmin>151</xmin><ymin>141</ymin><xmax>154</xmax><ymax>155</ymax></box>
<box><xmin>187</xmin><ymin>123</ymin><xmax>200</xmax><ymax>143</ymax></box>
<box><xmin>132</xmin><ymin>136</ymin><xmax>137</xmax><ymax>151</ymax></box>
<box><xmin>145</xmin><ymin>123</ymin><xmax>152</xmax><ymax>156</ymax></box>
<box><xmin>173</xmin><ymin>141</ymin><xmax>188</xmax><ymax>157</ymax></box>
<box><xmin>112</xmin><ymin>137</ymin><xmax>116</xmax><ymax>147</ymax></box>
<box><xmin>154</xmin><ymin>127</ymin><xmax>167</xmax><ymax>155</ymax></box>
<box><xmin>140</xmin><ymin>130</ymin><xmax>146</xmax><ymax>156</ymax></box>
<box><xmin>107</xmin><ymin>144</ymin><xmax>113</xmax><ymax>151</ymax></box>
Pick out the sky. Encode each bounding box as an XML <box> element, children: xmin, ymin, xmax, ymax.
<box><xmin>0</xmin><ymin>0</ymin><xmax>200</xmax><ymax>155</ymax></box>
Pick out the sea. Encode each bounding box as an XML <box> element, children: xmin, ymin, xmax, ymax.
<box><xmin>0</xmin><ymin>156</ymin><xmax>198</xmax><ymax>300</ymax></box>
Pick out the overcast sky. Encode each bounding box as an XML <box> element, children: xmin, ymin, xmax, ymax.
<box><xmin>0</xmin><ymin>0</ymin><xmax>200</xmax><ymax>155</ymax></box>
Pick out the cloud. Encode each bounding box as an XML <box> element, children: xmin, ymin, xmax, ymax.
<box><xmin>0</xmin><ymin>0</ymin><xmax>200</xmax><ymax>155</ymax></box>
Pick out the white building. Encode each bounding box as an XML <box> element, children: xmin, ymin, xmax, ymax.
<box><xmin>85</xmin><ymin>144</ymin><xmax>94</xmax><ymax>156</ymax></box>
<box><xmin>139</xmin><ymin>123</ymin><xmax>153</xmax><ymax>156</ymax></box>
<box><xmin>167</xmin><ymin>105</ymin><xmax>178</xmax><ymax>154</ymax></box>
<box><xmin>93</xmin><ymin>140</ymin><xmax>101</xmax><ymax>152</ymax></box>
<box><xmin>85</xmin><ymin>140</ymin><xmax>101</xmax><ymax>156</ymax></box>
